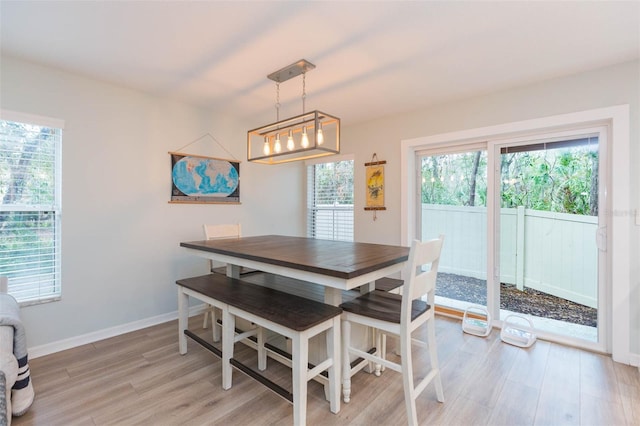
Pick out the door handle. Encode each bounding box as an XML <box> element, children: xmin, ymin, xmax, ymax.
<box><xmin>595</xmin><ymin>226</ymin><xmax>607</xmax><ymax>252</ymax></box>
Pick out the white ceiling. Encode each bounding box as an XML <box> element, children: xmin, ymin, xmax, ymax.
<box><xmin>1</xmin><ymin>1</ymin><xmax>638</xmax><ymax>126</ymax></box>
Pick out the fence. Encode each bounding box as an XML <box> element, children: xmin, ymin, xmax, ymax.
<box><xmin>422</xmin><ymin>204</ymin><xmax>598</xmax><ymax>308</ymax></box>
<box><xmin>309</xmin><ymin>205</ymin><xmax>354</xmax><ymax>242</ymax></box>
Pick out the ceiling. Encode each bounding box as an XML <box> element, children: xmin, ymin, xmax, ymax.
<box><xmin>1</xmin><ymin>1</ymin><xmax>638</xmax><ymax>126</ymax></box>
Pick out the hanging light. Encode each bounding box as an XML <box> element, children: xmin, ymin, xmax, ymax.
<box><xmin>274</xmin><ymin>133</ymin><xmax>282</xmax><ymax>153</ymax></box>
<box><xmin>248</xmin><ymin>59</ymin><xmax>340</xmax><ymax>164</ymax></box>
<box><xmin>287</xmin><ymin>129</ymin><xmax>295</xmax><ymax>151</ymax></box>
<box><xmin>316</xmin><ymin>122</ymin><xmax>324</xmax><ymax>145</ymax></box>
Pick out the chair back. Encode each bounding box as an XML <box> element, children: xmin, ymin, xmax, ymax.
<box><xmin>401</xmin><ymin>235</ymin><xmax>444</xmax><ymax>324</ymax></box>
<box><xmin>203</xmin><ymin>223</ymin><xmax>242</xmax><ymax>240</ymax></box>
<box><xmin>203</xmin><ymin>224</ymin><xmax>242</xmax><ymax>271</ymax></box>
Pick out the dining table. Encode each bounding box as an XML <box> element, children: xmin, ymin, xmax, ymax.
<box><xmin>179</xmin><ymin>234</ymin><xmax>410</xmax><ymax>306</ymax></box>
<box><xmin>179</xmin><ymin>234</ymin><xmax>411</xmax><ymax>409</ymax></box>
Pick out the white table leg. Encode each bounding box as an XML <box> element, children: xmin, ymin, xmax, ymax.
<box><xmin>327</xmin><ymin>317</ymin><xmax>341</xmax><ymax>414</ymax></box>
<box><xmin>323</xmin><ymin>286</ymin><xmax>342</xmax><ymax>401</ymax></box>
<box><xmin>360</xmin><ymin>280</ymin><xmax>375</xmax><ymax>294</ymax></box>
<box><xmin>341</xmin><ymin>320</ymin><xmax>352</xmax><ymax>403</ymax></box>
<box><xmin>257</xmin><ymin>327</ymin><xmax>267</xmax><ymax>371</ymax></box>
<box><xmin>324</xmin><ymin>287</ymin><xmax>342</xmax><ymax>306</ymax></box>
<box><xmin>226</xmin><ymin>264</ymin><xmax>241</xmax><ymax>278</ymax></box>
<box><xmin>178</xmin><ymin>287</ymin><xmax>188</xmax><ymax>355</ymax></box>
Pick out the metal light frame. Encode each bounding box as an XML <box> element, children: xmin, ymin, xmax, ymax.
<box><xmin>247</xmin><ymin>60</ymin><xmax>340</xmax><ymax>164</ymax></box>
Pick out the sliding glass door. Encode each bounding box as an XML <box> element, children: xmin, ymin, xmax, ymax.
<box><xmin>497</xmin><ymin>135</ymin><xmax>601</xmax><ymax>343</ymax></box>
<box><xmin>415</xmin><ymin>127</ymin><xmax>607</xmax><ymax>349</ymax></box>
<box><xmin>418</xmin><ymin>148</ymin><xmax>488</xmax><ymax>312</ymax></box>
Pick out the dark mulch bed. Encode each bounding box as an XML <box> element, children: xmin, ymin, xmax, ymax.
<box><xmin>436</xmin><ymin>272</ymin><xmax>597</xmax><ymax>327</ymax></box>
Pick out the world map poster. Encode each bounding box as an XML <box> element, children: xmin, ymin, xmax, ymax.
<box><xmin>170</xmin><ymin>152</ymin><xmax>240</xmax><ymax>204</ymax></box>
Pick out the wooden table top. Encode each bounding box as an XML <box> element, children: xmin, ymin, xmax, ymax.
<box><xmin>180</xmin><ymin>235</ymin><xmax>409</xmax><ymax>280</ymax></box>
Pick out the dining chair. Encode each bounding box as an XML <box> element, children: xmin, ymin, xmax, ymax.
<box><xmin>340</xmin><ymin>235</ymin><xmax>445</xmax><ymax>426</ymax></box>
<box><xmin>202</xmin><ymin>224</ymin><xmax>258</xmax><ymax>335</ymax></box>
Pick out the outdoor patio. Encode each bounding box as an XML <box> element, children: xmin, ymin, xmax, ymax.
<box><xmin>436</xmin><ymin>272</ymin><xmax>597</xmax><ymax>327</ymax></box>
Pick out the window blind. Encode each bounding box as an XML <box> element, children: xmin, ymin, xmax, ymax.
<box><xmin>307</xmin><ymin>160</ymin><xmax>354</xmax><ymax>242</ymax></box>
<box><xmin>0</xmin><ymin>116</ymin><xmax>62</xmax><ymax>304</ymax></box>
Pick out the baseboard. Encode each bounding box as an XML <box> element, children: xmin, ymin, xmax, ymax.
<box><xmin>28</xmin><ymin>305</ymin><xmax>208</xmax><ymax>359</ymax></box>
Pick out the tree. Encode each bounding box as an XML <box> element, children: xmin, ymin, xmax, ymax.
<box><xmin>421</xmin><ymin>142</ymin><xmax>598</xmax><ymax>216</ymax></box>
<box><xmin>421</xmin><ymin>151</ymin><xmax>487</xmax><ymax>207</ymax></box>
<box><xmin>500</xmin><ymin>145</ymin><xmax>597</xmax><ymax>215</ymax></box>
<box><xmin>313</xmin><ymin>160</ymin><xmax>353</xmax><ymax>205</ymax></box>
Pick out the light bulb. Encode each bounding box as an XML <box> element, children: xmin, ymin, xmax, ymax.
<box><xmin>316</xmin><ymin>123</ymin><xmax>324</xmax><ymax>145</ymax></box>
<box><xmin>274</xmin><ymin>133</ymin><xmax>282</xmax><ymax>153</ymax></box>
<box><xmin>287</xmin><ymin>130</ymin><xmax>295</xmax><ymax>150</ymax></box>
<box><xmin>262</xmin><ymin>136</ymin><xmax>270</xmax><ymax>156</ymax></box>
<box><xmin>301</xmin><ymin>126</ymin><xmax>309</xmax><ymax>148</ymax></box>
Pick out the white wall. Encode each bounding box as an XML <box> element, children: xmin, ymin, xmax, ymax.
<box><xmin>0</xmin><ymin>56</ymin><xmax>305</xmax><ymax>350</ymax></box>
<box><xmin>342</xmin><ymin>60</ymin><xmax>639</xmax><ymax>360</ymax></box>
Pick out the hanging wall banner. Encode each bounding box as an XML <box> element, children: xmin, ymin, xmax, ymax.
<box><xmin>169</xmin><ymin>152</ymin><xmax>240</xmax><ymax>204</ymax></box>
<box><xmin>365</xmin><ymin>154</ymin><xmax>386</xmax><ymax>212</ymax></box>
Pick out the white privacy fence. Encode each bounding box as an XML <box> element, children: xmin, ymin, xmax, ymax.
<box><xmin>422</xmin><ymin>204</ymin><xmax>598</xmax><ymax>308</ymax></box>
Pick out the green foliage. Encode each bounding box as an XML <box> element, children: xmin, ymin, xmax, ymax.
<box><xmin>1</xmin><ymin>120</ymin><xmax>58</xmax><ymax>282</ymax></box>
<box><xmin>421</xmin><ymin>144</ymin><xmax>598</xmax><ymax>216</ymax></box>
<box><xmin>1</xmin><ymin>121</ymin><xmax>56</xmax><ymax>206</ymax></box>
<box><xmin>421</xmin><ymin>151</ymin><xmax>487</xmax><ymax>206</ymax></box>
<box><xmin>501</xmin><ymin>147</ymin><xmax>597</xmax><ymax>215</ymax></box>
<box><xmin>313</xmin><ymin>160</ymin><xmax>354</xmax><ymax>205</ymax></box>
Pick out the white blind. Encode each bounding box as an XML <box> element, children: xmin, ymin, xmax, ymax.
<box><xmin>0</xmin><ymin>116</ymin><xmax>62</xmax><ymax>304</ymax></box>
<box><xmin>307</xmin><ymin>159</ymin><xmax>354</xmax><ymax>241</ymax></box>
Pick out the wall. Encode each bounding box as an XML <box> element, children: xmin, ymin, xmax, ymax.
<box><xmin>1</xmin><ymin>55</ymin><xmax>637</xmax><ymax>360</ymax></box>
<box><xmin>342</xmin><ymin>60</ymin><xmax>639</xmax><ymax>360</ymax></box>
<box><xmin>0</xmin><ymin>56</ymin><xmax>305</xmax><ymax>350</ymax></box>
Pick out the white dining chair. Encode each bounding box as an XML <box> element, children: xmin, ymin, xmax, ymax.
<box><xmin>340</xmin><ymin>235</ymin><xmax>445</xmax><ymax>426</ymax></box>
<box><xmin>202</xmin><ymin>224</ymin><xmax>258</xmax><ymax>336</ymax></box>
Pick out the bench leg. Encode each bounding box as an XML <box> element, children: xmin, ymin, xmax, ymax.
<box><xmin>211</xmin><ymin>307</ymin><xmax>221</xmax><ymax>343</ymax></box>
<box><xmin>178</xmin><ymin>287</ymin><xmax>189</xmax><ymax>355</ymax></box>
<box><xmin>202</xmin><ymin>306</ymin><xmax>222</xmax><ymax>344</ymax></box>
<box><xmin>327</xmin><ymin>317</ymin><xmax>341</xmax><ymax>414</ymax></box>
<box><xmin>222</xmin><ymin>308</ymin><xmax>235</xmax><ymax>390</ymax></box>
<box><xmin>291</xmin><ymin>334</ymin><xmax>309</xmax><ymax>426</ymax></box>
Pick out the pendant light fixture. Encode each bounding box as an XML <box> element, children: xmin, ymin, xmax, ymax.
<box><xmin>247</xmin><ymin>59</ymin><xmax>340</xmax><ymax>164</ymax></box>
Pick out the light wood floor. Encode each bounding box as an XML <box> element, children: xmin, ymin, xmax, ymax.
<box><xmin>13</xmin><ymin>314</ymin><xmax>640</xmax><ymax>425</ymax></box>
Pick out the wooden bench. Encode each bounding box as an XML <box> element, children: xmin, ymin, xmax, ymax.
<box><xmin>177</xmin><ymin>273</ymin><xmax>342</xmax><ymax>425</ymax></box>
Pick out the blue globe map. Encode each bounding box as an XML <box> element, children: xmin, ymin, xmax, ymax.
<box><xmin>172</xmin><ymin>156</ymin><xmax>239</xmax><ymax>197</ymax></box>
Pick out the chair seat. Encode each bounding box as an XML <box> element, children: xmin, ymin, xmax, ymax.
<box><xmin>340</xmin><ymin>237</ymin><xmax>445</xmax><ymax>424</ymax></box>
<box><xmin>375</xmin><ymin>277</ymin><xmax>403</xmax><ymax>292</ymax></box>
<box><xmin>340</xmin><ymin>290</ymin><xmax>430</xmax><ymax>323</ymax></box>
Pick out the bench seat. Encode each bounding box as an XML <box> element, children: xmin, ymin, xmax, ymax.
<box><xmin>176</xmin><ymin>273</ymin><xmax>342</xmax><ymax>425</ymax></box>
<box><xmin>177</xmin><ymin>274</ymin><xmax>342</xmax><ymax>331</ymax></box>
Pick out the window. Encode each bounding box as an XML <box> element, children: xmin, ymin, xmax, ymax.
<box><xmin>307</xmin><ymin>157</ymin><xmax>354</xmax><ymax>241</ymax></box>
<box><xmin>0</xmin><ymin>111</ymin><xmax>63</xmax><ymax>304</ymax></box>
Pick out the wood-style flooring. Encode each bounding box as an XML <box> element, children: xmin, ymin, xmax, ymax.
<box><xmin>13</xmin><ymin>314</ymin><xmax>640</xmax><ymax>425</ymax></box>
